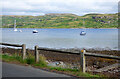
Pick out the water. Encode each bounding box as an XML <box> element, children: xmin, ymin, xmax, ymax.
<box><xmin>1</xmin><ymin>28</ymin><xmax>118</xmax><ymax>50</ymax></box>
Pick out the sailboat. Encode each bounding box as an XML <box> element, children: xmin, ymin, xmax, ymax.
<box><xmin>80</xmin><ymin>19</ymin><xmax>86</xmax><ymax>35</ymax></box>
<box><xmin>14</xmin><ymin>20</ymin><xmax>18</xmax><ymax>31</ymax></box>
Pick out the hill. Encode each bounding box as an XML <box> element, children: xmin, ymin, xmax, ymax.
<box><xmin>2</xmin><ymin>13</ymin><xmax>118</xmax><ymax>28</ymax></box>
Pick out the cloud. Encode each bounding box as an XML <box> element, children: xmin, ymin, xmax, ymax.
<box><xmin>1</xmin><ymin>0</ymin><xmax>119</xmax><ymax>16</ymax></box>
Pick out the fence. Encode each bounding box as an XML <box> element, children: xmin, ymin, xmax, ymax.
<box><xmin>35</xmin><ymin>45</ymin><xmax>120</xmax><ymax>73</ymax></box>
<box><xmin>0</xmin><ymin>43</ymin><xmax>120</xmax><ymax>73</ymax></box>
<box><xmin>0</xmin><ymin>43</ymin><xmax>26</xmax><ymax>60</ymax></box>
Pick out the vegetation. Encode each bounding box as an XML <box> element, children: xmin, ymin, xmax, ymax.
<box><xmin>1</xmin><ymin>53</ymin><xmax>47</xmax><ymax>67</ymax></box>
<box><xmin>2</xmin><ymin>13</ymin><xmax>118</xmax><ymax>28</ymax></box>
<box><xmin>0</xmin><ymin>53</ymin><xmax>102</xmax><ymax>77</ymax></box>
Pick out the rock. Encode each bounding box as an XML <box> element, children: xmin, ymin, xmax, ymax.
<box><xmin>48</xmin><ymin>62</ymin><xmax>58</xmax><ymax>67</ymax></box>
<box><xmin>46</xmin><ymin>60</ymin><xmax>49</xmax><ymax>64</ymax></box>
<box><xmin>47</xmin><ymin>61</ymin><xmax>66</xmax><ymax>68</ymax></box>
<box><xmin>92</xmin><ymin>16</ymin><xmax>96</xmax><ymax>19</ymax></box>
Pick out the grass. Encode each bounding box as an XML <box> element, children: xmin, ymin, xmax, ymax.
<box><xmin>0</xmin><ymin>53</ymin><xmax>48</xmax><ymax>67</ymax></box>
<box><xmin>34</xmin><ymin>54</ymin><xmax>48</xmax><ymax>67</ymax></box>
<box><xmin>2</xmin><ymin>13</ymin><xmax>118</xmax><ymax>28</ymax></box>
<box><xmin>48</xmin><ymin>67</ymin><xmax>100</xmax><ymax>77</ymax></box>
<box><xmin>0</xmin><ymin>53</ymin><xmax>102</xmax><ymax>78</ymax></box>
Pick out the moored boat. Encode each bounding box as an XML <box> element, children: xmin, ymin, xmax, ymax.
<box><xmin>14</xmin><ymin>20</ymin><xmax>18</xmax><ymax>31</ymax></box>
<box><xmin>80</xmin><ymin>19</ymin><xmax>86</xmax><ymax>36</ymax></box>
<box><xmin>80</xmin><ymin>31</ymin><xmax>86</xmax><ymax>35</ymax></box>
<box><xmin>33</xmin><ymin>29</ymin><xmax>38</xmax><ymax>33</ymax></box>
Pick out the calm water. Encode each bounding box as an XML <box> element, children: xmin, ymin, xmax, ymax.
<box><xmin>2</xmin><ymin>28</ymin><xmax>118</xmax><ymax>50</ymax></box>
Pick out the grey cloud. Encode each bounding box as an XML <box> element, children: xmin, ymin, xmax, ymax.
<box><xmin>2</xmin><ymin>0</ymin><xmax>118</xmax><ymax>16</ymax></box>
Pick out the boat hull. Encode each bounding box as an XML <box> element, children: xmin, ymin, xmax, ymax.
<box><xmin>33</xmin><ymin>31</ymin><xmax>38</xmax><ymax>33</ymax></box>
<box><xmin>80</xmin><ymin>31</ymin><xmax>86</xmax><ymax>35</ymax></box>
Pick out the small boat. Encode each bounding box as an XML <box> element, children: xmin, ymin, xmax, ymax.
<box><xmin>19</xmin><ymin>30</ymin><xmax>22</xmax><ymax>32</ymax></box>
<box><xmin>80</xmin><ymin>19</ymin><xmax>86</xmax><ymax>36</ymax></box>
<box><xmin>33</xmin><ymin>29</ymin><xmax>38</xmax><ymax>33</ymax></box>
<box><xmin>80</xmin><ymin>31</ymin><xmax>86</xmax><ymax>35</ymax></box>
<box><xmin>14</xmin><ymin>28</ymin><xmax>17</xmax><ymax>31</ymax></box>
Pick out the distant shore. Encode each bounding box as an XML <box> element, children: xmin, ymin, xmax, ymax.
<box><xmin>1</xmin><ymin>27</ymin><xmax>118</xmax><ymax>29</ymax></box>
<box><xmin>2</xmin><ymin>13</ymin><xmax>118</xmax><ymax>29</ymax></box>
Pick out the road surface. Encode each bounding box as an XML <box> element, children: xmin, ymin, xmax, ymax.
<box><xmin>2</xmin><ymin>62</ymin><xmax>70</xmax><ymax>77</ymax></box>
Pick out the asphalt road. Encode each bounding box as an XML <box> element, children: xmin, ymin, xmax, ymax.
<box><xmin>2</xmin><ymin>62</ymin><xmax>70</xmax><ymax>77</ymax></box>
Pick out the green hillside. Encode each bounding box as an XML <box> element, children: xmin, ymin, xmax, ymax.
<box><xmin>2</xmin><ymin>13</ymin><xmax>118</xmax><ymax>28</ymax></box>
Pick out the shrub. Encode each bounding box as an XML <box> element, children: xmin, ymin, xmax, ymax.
<box><xmin>25</xmin><ymin>57</ymin><xmax>35</xmax><ymax>64</ymax></box>
<box><xmin>38</xmin><ymin>54</ymin><xmax>48</xmax><ymax>67</ymax></box>
<box><xmin>25</xmin><ymin>53</ymin><xmax>35</xmax><ymax>64</ymax></box>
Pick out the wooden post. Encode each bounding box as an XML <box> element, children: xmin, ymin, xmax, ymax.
<box><xmin>35</xmin><ymin>45</ymin><xmax>39</xmax><ymax>63</ymax></box>
<box><xmin>80</xmin><ymin>50</ymin><xmax>86</xmax><ymax>73</ymax></box>
<box><xmin>22</xmin><ymin>44</ymin><xmax>26</xmax><ymax>60</ymax></box>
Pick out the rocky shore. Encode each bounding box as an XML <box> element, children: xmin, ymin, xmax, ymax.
<box><xmin>1</xmin><ymin>47</ymin><xmax>119</xmax><ymax>77</ymax></box>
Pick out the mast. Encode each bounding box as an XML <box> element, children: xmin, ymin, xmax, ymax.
<box><xmin>83</xmin><ymin>18</ymin><xmax>86</xmax><ymax>31</ymax></box>
<box><xmin>14</xmin><ymin>20</ymin><xmax>17</xmax><ymax>31</ymax></box>
<box><xmin>83</xmin><ymin>18</ymin><xmax>85</xmax><ymax>28</ymax></box>
<box><xmin>14</xmin><ymin>20</ymin><xmax>16</xmax><ymax>29</ymax></box>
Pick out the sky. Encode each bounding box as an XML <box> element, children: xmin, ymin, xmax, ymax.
<box><xmin>1</xmin><ymin>0</ymin><xmax>119</xmax><ymax>16</ymax></box>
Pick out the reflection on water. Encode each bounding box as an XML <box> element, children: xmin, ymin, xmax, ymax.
<box><xmin>2</xmin><ymin>28</ymin><xmax>118</xmax><ymax>50</ymax></box>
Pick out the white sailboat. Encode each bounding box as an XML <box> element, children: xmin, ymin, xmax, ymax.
<box><xmin>14</xmin><ymin>20</ymin><xmax>18</xmax><ymax>31</ymax></box>
<box><xmin>80</xmin><ymin>19</ymin><xmax>86</xmax><ymax>35</ymax></box>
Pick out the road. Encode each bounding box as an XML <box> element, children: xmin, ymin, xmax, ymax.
<box><xmin>2</xmin><ymin>62</ymin><xmax>70</xmax><ymax>77</ymax></box>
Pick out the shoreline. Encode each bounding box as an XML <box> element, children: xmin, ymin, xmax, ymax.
<box><xmin>1</xmin><ymin>27</ymin><xmax>118</xmax><ymax>29</ymax></box>
<box><xmin>1</xmin><ymin>47</ymin><xmax>119</xmax><ymax>57</ymax></box>
<box><xmin>1</xmin><ymin>47</ymin><xmax>119</xmax><ymax>77</ymax></box>
<box><xmin>1</xmin><ymin>45</ymin><xmax>118</xmax><ymax>52</ymax></box>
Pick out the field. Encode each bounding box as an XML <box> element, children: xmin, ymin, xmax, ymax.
<box><xmin>2</xmin><ymin>13</ymin><xmax>118</xmax><ymax>28</ymax></box>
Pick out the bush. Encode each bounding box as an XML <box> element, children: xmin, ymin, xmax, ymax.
<box><xmin>34</xmin><ymin>54</ymin><xmax>48</xmax><ymax>67</ymax></box>
<box><xmin>25</xmin><ymin>57</ymin><xmax>35</xmax><ymax>64</ymax></box>
<box><xmin>25</xmin><ymin>53</ymin><xmax>35</xmax><ymax>64</ymax></box>
<box><xmin>37</xmin><ymin>54</ymin><xmax>48</xmax><ymax>67</ymax></box>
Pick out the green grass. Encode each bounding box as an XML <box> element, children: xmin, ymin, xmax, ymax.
<box><xmin>0</xmin><ymin>53</ymin><xmax>102</xmax><ymax>77</ymax></box>
<box><xmin>48</xmin><ymin>66</ymin><xmax>100</xmax><ymax>77</ymax></box>
<box><xmin>2</xmin><ymin>13</ymin><xmax>118</xmax><ymax>28</ymax></box>
<box><xmin>49</xmin><ymin>66</ymin><xmax>79</xmax><ymax>72</ymax></box>
<box><xmin>0</xmin><ymin>53</ymin><xmax>48</xmax><ymax>67</ymax></box>
<box><xmin>1</xmin><ymin>54</ymin><xmax>25</xmax><ymax>63</ymax></box>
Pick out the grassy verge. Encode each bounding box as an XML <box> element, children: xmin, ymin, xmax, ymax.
<box><xmin>0</xmin><ymin>53</ymin><xmax>102</xmax><ymax>78</ymax></box>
